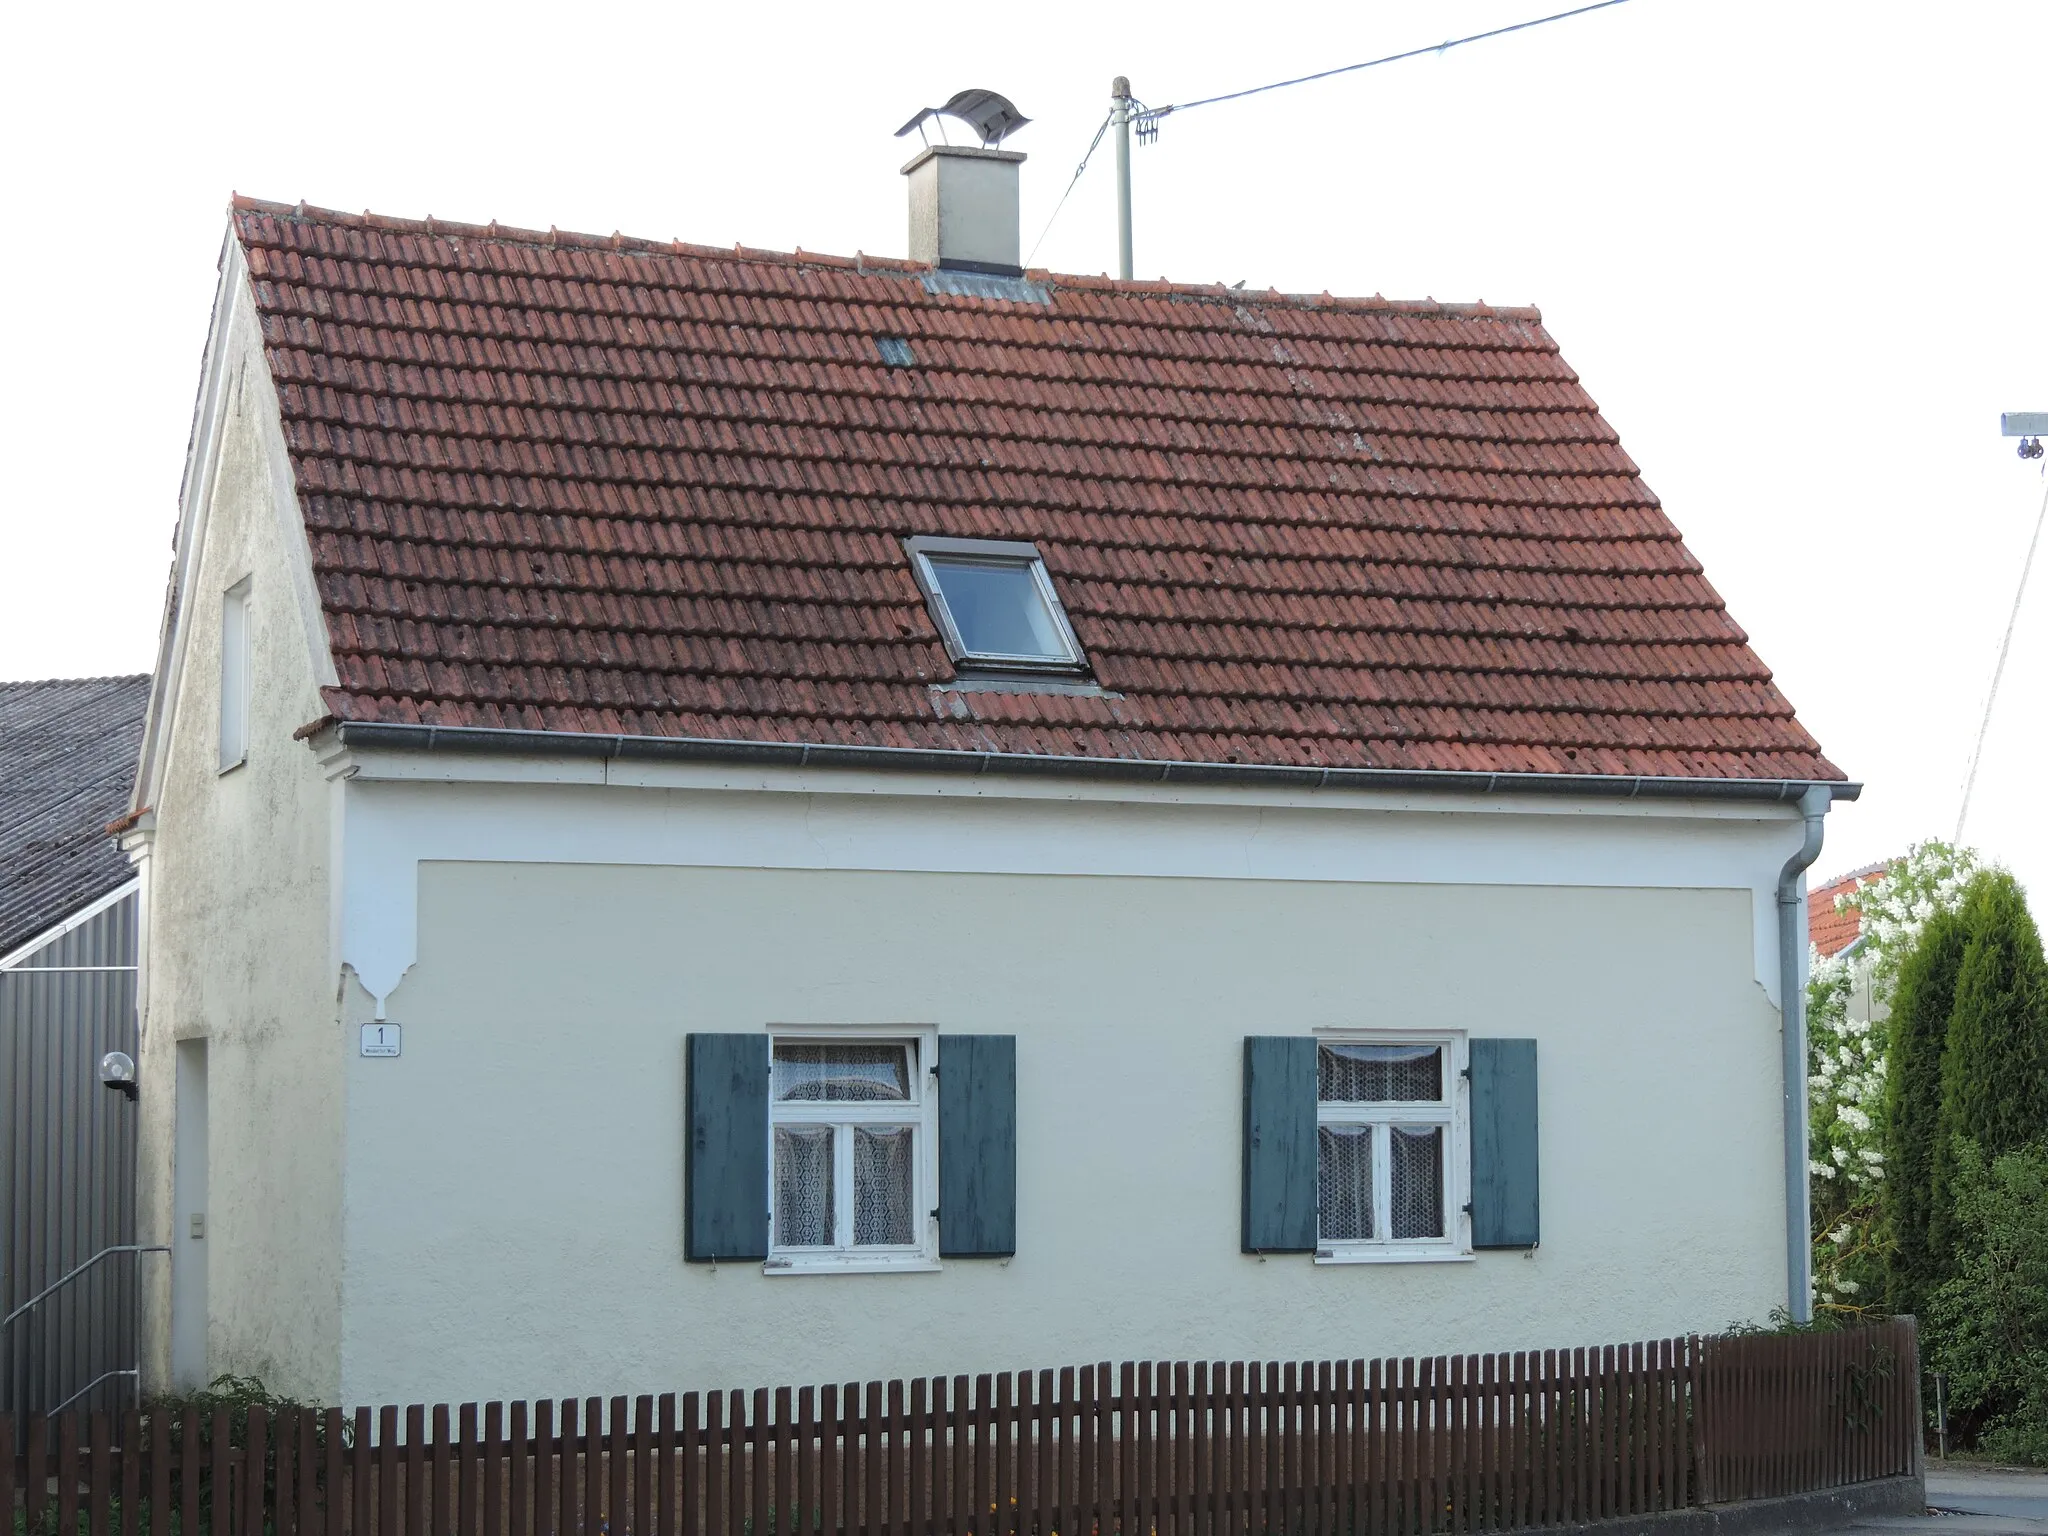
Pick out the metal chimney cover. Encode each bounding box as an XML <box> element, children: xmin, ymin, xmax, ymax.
<box><xmin>895</xmin><ymin>89</ymin><xmax>1031</xmax><ymax>147</ymax></box>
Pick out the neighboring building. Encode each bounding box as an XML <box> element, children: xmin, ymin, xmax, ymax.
<box><xmin>126</xmin><ymin>152</ymin><xmax>1855</xmax><ymax>1409</ymax></box>
<box><xmin>1810</xmin><ymin>860</ymin><xmax>1891</xmax><ymax>1023</ymax></box>
<box><xmin>1</xmin><ymin>674</ymin><xmax>150</xmax><ymax>1415</ymax></box>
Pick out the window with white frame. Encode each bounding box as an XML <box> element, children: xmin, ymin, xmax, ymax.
<box><xmin>218</xmin><ymin>577</ymin><xmax>252</xmax><ymax>772</ymax></box>
<box><xmin>1315</xmin><ymin>1035</ymin><xmax>1469</xmax><ymax>1261</ymax></box>
<box><xmin>768</xmin><ymin>1035</ymin><xmax>937</xmax><ymax>1271</ymax></box>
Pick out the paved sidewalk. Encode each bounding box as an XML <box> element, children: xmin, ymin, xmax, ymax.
<box><xmin>1835</xmin><ymin>1466</ymin><xmax>2048</xmax><ymax>1535</ymax></box>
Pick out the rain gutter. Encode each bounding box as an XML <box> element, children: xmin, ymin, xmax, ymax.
<box><xmin>327</xmin><ymin>721</ymin><xmax>1863</xmax><ymax>807</ymax></box>
<box><xmin>1777</xmin><ymin>784</ymin><xmax>1833</xmax><ymax>1323</ymax></box>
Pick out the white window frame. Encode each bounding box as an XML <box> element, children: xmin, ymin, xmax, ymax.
<box><xmin>904</xmin><ymin>536</ymin><xmax>1087</xmax><ymax>674</ymax></box>
<box><xmin>764</xmin><ymin>1027</ymin><xmax>940</xmax><ymax>1275</ymax></box>
<box><xmin>1313</xmin><ymin>1029</ymin><xmax>1473</xmax><ymax>1265</ymax></box>
<box><xmin>218</xmin><ymin>577</ymin><xmax>252</xmax><ymax>773</ymax></box>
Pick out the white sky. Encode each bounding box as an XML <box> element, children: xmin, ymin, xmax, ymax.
<box><xmin>2</xmin><ymin>0</ymin><xmax>2043</xmax><ymax>893</ymax></box>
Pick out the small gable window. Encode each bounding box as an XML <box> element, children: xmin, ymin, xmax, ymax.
<box><xmin>906</xmin><ymin>537</ymin><xmax>1086</xmax><ymax>674</ymax></box>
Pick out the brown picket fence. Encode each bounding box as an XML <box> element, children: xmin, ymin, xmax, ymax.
<box><xmin>3</xmin><ymin>1321</ymin><xmax>1917</xmax><ymax>1536</ymax></box>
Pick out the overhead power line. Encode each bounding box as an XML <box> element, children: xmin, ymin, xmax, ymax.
<box><xmin>1957</xmin><ymin>464</ymin><xmax>2048</xmax><ymax>843</ymax></box>
<box><xmin>1027</xmin><ymin>111</ymin><xmax>1112</xmax><ymax>266</ymax></box>
<box><xmin>1136</xmin><ymin>0</ymin><xmax>1635</xmax><ymax>126</ymax></box>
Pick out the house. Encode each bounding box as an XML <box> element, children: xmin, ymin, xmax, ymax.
<box><xmin>1</xmin><ymin>674</ymin><xmax>150</xmax><ymax>1415</ymax></box>
<box><xmin>124</xmin><ymin>141</ymin><xmax>1855</xmax><ymax>1410</ymax></box>
<box><xmin>1810</xmin><ymin>861</ymin><xmax>1889</xmax><ymax>1023</ymax></box>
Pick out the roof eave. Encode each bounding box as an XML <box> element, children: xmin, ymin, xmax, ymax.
<box><xmin>326</xmin><ymin>720</ymin><xmax>1860</xmax><ymax>806</ymax></box>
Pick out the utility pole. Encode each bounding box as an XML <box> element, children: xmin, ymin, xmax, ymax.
<box><xmin>1112</xmin><ymin>77</ymin><xmax>1134</xmax><ymax>281</ymax></box>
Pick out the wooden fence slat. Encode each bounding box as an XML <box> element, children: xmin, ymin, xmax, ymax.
<box><xmin>725</xmin><ymin>1392</ymin><xmax>747</xmax><ymax>1536</ymax></box>
<box><xmin>1662</xmin><ymin>1343</ymin><xmax>1679</xmax><ymax>1507</ymax></box>
<box><xmin>429</xmin><ymin>1404</ymin><xmax>451</xmax><ymax>1536</ymax></box>
<box><xmin>529</xmin><ymin>1401</ymin><xmax>552</xmax><ymax>1536</ymax></box>
<box><xmin>1453</xmin><ymin>1354</ymin><xmax>1471</xmax><ymax>1536</ymax></box>
<box><xmin>1426</xmin><ymin>1356</ymin><xmax>1444</xmax><ymax>1536</ymax></box>
<box><xmin>906</xmin><ymin>1379</ymin><xmax>925</xmax><ymax>1536</ymax></box>
<box><xmin>632</xmin><ymin>1396</ymin><xmax>653</xmax><ymax>1536</ymax></box>
<box><xmin>1479</xmin><ymin>1353</ymin><xmax>1496</xmax><ymax>1534</ymax></box>
<box><xmin>1172</xmin><ymin>1359</ymin><xmax>1189</xmax><ymax>1536</ymax></box>
<box><xmin>1040</xmin><ymin>1376</ymin><xmax>1056</xmax><ymax>1536</ymax></box>
<box><xmin>817</xmin><ymin>1387</ymin><xmax>838</xmax><ymax>1536</ymax></box>
<box><xmin>147</xmin><ymin>1407</ymin><xmax>171</xmax><ymax>1536</ymax></box>
<box><xmin>680</xmin><ymin>1394</ymin><xmax>703</xmax><ymax>1536</ymax></box>
<box><xmin>978</xmin><ymin>1372</ymin><xmax>997</xmax><ymax>1536</ymax></box>
<box><xmin>486</xmin><ymin>1404</ymin><xmax>507</xmax><ymax>1536</ymax></box>
<box><xmin>1495</xmin><ymin>1353</ymin><xmax>1512</xmax><ymax>1533</ymax></box>
<box><xmin>456</xmin><ymin>1404</ymin><xmax>477</xmax><ymax>1536</ymax></box>
<box><xmin>774</xmin><ymin>1387</ymin><xmax>795</xmax><ymax>1536</ymax></box>
<box><xmin>945</xmin><ymin>1377</ymin><xmax>967</xmax><ymax>1536</ymax></box>
<box><xmin>84</xmin><ymin>1411</ymin><xmax>110</xmax><ymax>1536</ymax></box>
<box><xmin>548</xmin><ymin>1399</ymin><xmax>571</xmax><ymax>1536</ymax></box>
<box><xmin>1319</xmin><ymin>1357</ymin><xmax>1334</xmax><ymax>1536</ymax></box>
<box><xmin>1518</xmin><ymin>1350</ymin><xmax>1535</xmax><ymax>1532</ymax></box>
<box><xmin>1422</xmin><ymin>1354</ymin><xmax>1438</xmax><ymax>1536</ymax></box>
<box><xmin>294</xmin><ymin>1406</ymin><xmax>318</xmax><ymax>1536</ymax></box>
<box><xmin>117</xmin><ymin>1408</ymin><xmax>142</xmax><ymax>1536</ymax></box>
<box><xmin>1078</xmin><ymin>1367</ymin><xmax>1099</xmax><ymax>1536</ymax></box>
<box><xmin>1362</xmin><ymin>1358</ymin><xmax>1380</xmax><ymax>1536</ymax></box>
<box><xmin>793</xmin><ymin>1388</ymin><xmax>813</xmax><ymax>1536</ymax></box>
<box><xmin>509</xmin><ymin>1403</ymin><xmax>529</xmax><ymax>1536</ymax></box>
<box><xmin>861</xmin><ymin>1381</ymin><xmax>881</xmax><ymax>1536</ymax></box>
<box><xmin>275</xmin><ymin>1405</ymin><xmax>299</xmax><ymax>1536</ymax></box>
<box><xmin>55</xmin><ymin>1412</ymin><xmax>79</xmax><ymax>1536</ymax></box>
<box><xmin>604</xmin><ymin>1398</ymin><xmax>626</xmax><ymax>1536</ymax></box>
<box><xmin>927</xmin><ymin>1378</ymin><xmax>948</xmax><ymax>1536</ymax></box>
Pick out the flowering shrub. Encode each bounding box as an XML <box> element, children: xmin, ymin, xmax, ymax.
<box><xmin>1809</xmin><ymin>841</ymin><xmax>1980</xmax><ymax>1314</ymax></box>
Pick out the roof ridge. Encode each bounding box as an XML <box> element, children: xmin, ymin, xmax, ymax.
<box><xmin>229</xmin><ymin>194</ymin><xmax>1545</xmax><ymax>323</ymax></box>
<box><xmin>1814</xmin><ymin>859</ymin><xmax>1895</xmax><ymax>891</ymax></box>
<box><xmin>0</xmin><ymin>673</ymin><xmax>151</xmax><ymax>689</ymax></box>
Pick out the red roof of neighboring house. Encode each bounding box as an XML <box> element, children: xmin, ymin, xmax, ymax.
<box><xmin>1810</xmin><ymin>863</ymin><xmax>1889</xmax><ymax>957</ymax></box>
<box><xmin>232</xmin><ymin>197</ymin><xmax>1841</xmax><ymax>781</ymax></box>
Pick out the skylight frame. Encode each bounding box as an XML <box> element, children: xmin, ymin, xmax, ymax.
<box><xmin>904</xmin><ymin>536</ymin><xmax>1089</xmax><ymax>675</ymax></box>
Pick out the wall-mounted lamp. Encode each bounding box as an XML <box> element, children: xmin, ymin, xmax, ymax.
<box><xmin>99</xmin><ymin>1050</ymin><xmax>138</xmax><ymax>1102</ymax></box>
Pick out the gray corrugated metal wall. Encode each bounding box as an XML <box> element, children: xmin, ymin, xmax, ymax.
<box><xmin>1</xmin><ymin>891</ymin><xmax>139</xmax><ymax>1416</ymax></box>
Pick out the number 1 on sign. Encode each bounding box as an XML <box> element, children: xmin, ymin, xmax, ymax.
<box><xmin>360</xmin><ymin>1023</ymin><xmax>402</xmax><ymax>1058</ymax></box>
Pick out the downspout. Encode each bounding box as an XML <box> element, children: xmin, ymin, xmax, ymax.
<box><xmin>1778</xmin><ymin>784</ymin><xmax>1832</xmax><ymax>1322</ymax></box>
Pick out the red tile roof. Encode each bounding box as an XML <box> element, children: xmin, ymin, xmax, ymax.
<box><xmin>233</xmin><ymin>197</ymin><xmax>1841</xmax><ymax>781</ymax></box>
<box><xmin>1810</xmin><ymin>863</ymin><xmax>1888</xmax><ymax>958</ymax></box>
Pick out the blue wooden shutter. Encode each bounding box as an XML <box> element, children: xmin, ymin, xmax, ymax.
<box><xmin>684</xmin><ymin>1033</ymin><xmax>769</xmax><ymax>1261</ymax></box>
<box><xmin>1242</xmin><ymin>1036</ymin><xmax>1318</xmax><ymax>1253</ymax></box>
<box><xmin>1469</xmin><ymin>1038</ymin><xmax>1540</xmax><ymax>1249</ymax></box>
<box><xmin>939</xmin><ymin>1035</ymin><xmax>1017</xmax><ymax>1257</ymax></box>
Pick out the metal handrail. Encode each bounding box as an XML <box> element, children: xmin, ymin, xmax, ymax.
<box><xmin>1</xmin><ymin>1244</ymin><xmax>169</xmax><ymax>1332</ymax></box>
<box><xmin>48</xmin><ymin>1368</ymin><xmax>139</xmax><ymax>1415</ymax></box>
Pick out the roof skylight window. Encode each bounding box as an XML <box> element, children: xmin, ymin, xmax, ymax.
<box><xmin>875</xmin><ymin>336</ymin><xmax>916</xmax><ymax>367</ymax></box>
<box><xmin>905</xmin><ymin>537</ymin><xmax>1086</xmax><ymax>674</ymax></box>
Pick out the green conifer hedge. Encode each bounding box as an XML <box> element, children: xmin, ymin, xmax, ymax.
<box><xmin>1883</xmin><ymin>906</ymin><xmax>1969</xmax><ymax>1317</ymax></box>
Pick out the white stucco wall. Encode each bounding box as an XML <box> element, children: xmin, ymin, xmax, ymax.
<box><xmin>133</xmin><ymin>258</ymin><xmax>344</xmax><ymax>1400</ymax></box>
<box><xmin>327</xmin><ymin>769</ymin><xmax>1804</xmax><ymax>1407</ymax></box>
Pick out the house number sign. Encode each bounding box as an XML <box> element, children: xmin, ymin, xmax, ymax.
<box><xmin>360</xmin><ymin>1023</ymin><xmax>403</xmax><ymax>1058</ymax></box>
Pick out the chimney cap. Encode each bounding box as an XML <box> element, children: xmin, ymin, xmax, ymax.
<box><xmin>895</xmin><ymin>89</ymin><xmax>1032</xmax><ymax>148</ymax></box>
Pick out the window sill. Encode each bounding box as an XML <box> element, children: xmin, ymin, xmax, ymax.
<box><xmin>216</xmin><ymin>756</ymin><xmax>247</xmax><ymax>777</ymax></box>
<box><xmin>1313</xmin><ymin>1248</ymin><xmax>1474</xmax><ymax>1266</ymax></box>
<box><xmin>762</xmin><ymin>1256</ymin><xmax>941</xmax><ymax>1277</ymax></box>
